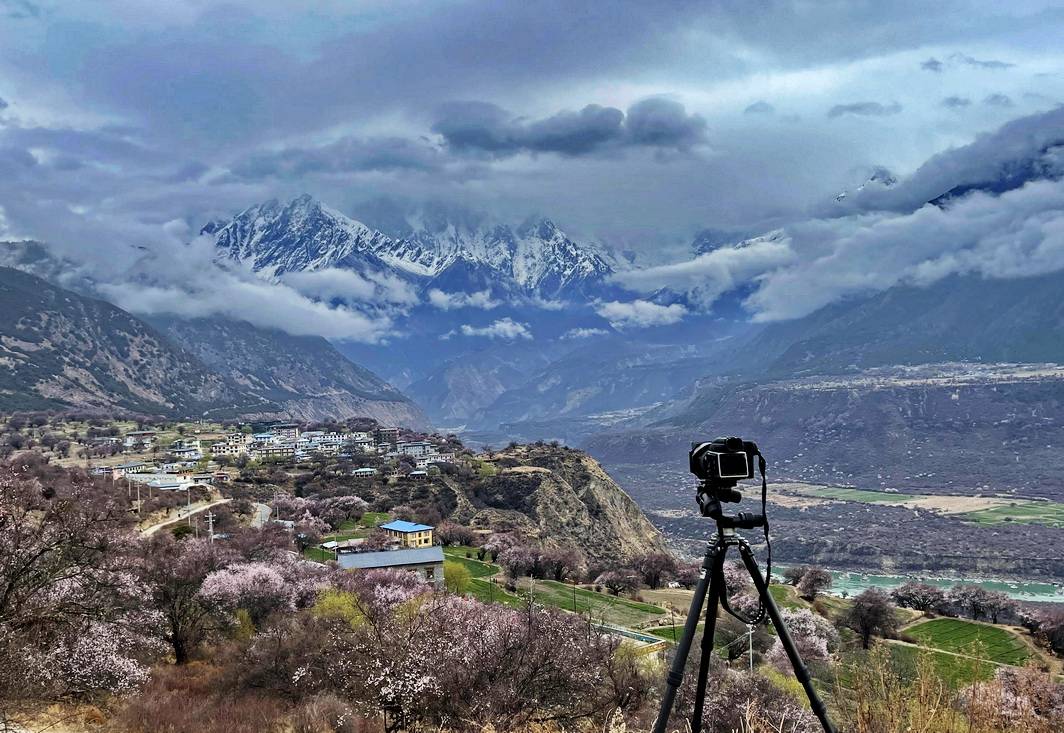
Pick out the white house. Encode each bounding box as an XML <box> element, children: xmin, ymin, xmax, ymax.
<box><xmin>397</xmin><ymin>441</ymin><xmax>436</xmax><ymax>458</ymax></box>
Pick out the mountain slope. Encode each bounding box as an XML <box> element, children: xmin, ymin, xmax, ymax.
<box><xmin>153</xmin><ymin>316</ymin><xmax>429</xmax><ymax>427</ymax></box>
<box><xmin>0</xmin><ymin>266</ymin><xmax>248</xmax><ymax>415</ymax></box>
<box><xmin>212</xmin><ymin>195</ymin><xmax>395</xmax><ymax>278</ymax></box>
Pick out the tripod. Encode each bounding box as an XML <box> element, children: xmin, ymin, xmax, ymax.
<box><xmin>652</xmin><ymin>517</ymin><xmax>837</xmax><ymax>733</ymax></box>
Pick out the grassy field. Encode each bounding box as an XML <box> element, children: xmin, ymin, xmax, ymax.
<box><xmin>958</xmin><ymin>500</ymin><xmax>1064</xmax><ymax>528</ymax></box>
<box><xmin>442</xmin><ymin>547</ymin><xmax>525</xmax><ymax>608</ymax></box>
<box><xmin>905</xmin><ymin>618</ymin><xmax>1031</xmax><ymax>666</ymax></box>
<box><xmin>787</xmin><ymin>484</ymin><xmax>1064</xmax><ymax>528</ymax></box>
<box><xmin>830</xmin><ymin>642</ymin><xmax>997</xmax><ymax>690</ymax></box>
<box><xmin>520</xmin><ymin>578</ymin><xmax>667</xmax><ymax>627</ymax></box>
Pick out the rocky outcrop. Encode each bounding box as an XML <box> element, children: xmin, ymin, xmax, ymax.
<box><xmin>460</xmin><ymin>445</ymin><xmax>666</xmax><ymax>563</ymax></box>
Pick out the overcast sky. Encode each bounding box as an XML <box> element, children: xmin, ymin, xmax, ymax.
<box><xmin>1</xmin><ymin>1</ymin><xmax>1064</xmax><ymax>339</ymax></box>
<box><xmin>1</xmin><ymin>1</ymin><xmax>1062</xmax><ymax>254</ymax></box>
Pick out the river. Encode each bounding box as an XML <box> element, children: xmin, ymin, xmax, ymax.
<box><xmin>778</xmin><ymin>565</ymin><xmax>1064</xmax><ymax>603</ymax></box>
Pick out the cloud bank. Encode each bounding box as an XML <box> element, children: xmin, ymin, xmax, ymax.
<box><xmin>432</xmin><ymin>98</ymin><xmax>707</xmax><ymax>157</ymax></box>
<box><xmin>615</xmin><ymin>107</ymin><xmax>1064</xmax><ymax>322</ymax></box>
<box><xmin>595</xmin><ymin>300</ymin><xmax>687</xmax><ymax>328</ymax></box>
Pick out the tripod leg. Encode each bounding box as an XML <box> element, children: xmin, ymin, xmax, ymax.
<box><xmin>690</xmin><ymin>550</ymin><xmax>725</xmax><ymax>733</ymax></box>
<box><xmin>737</xmin><ymin>543</ymin><xmax>837</xmax><ymax>733</ymax></box>
<box><xmin>651</xmin><ymin>541</ymin><xmax>721</xmax><ymax>733</ymax></box>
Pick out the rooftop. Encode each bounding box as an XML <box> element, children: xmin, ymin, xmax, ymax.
<box><xmin>381</xmin><ymin>519</ymin><xmax>433</xmax><ymax>533</ymax></box>
<box><xmin>336</xmin><ymin>546</ymin><xmax>444</xmax><ymax>570</ymax></box>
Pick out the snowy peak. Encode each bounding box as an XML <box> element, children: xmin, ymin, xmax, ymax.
<box><xmin>834</xmin><ymin>166</ymin><xmax>898</xmax><ymax>202</ymax></box>
<box><xmin>212</xmin><ymin>194</ymin><xmax>391</xmax><ymax>278</ymax></box>
<box><xmin>207</xmin><ymin>195</ymin><xmax>614</xmax><ymax>297</ymax></box>
<box><xmin>511</xmin><ymin>217</ymin><xmax>612</xmax><ymax>292</ymax></box>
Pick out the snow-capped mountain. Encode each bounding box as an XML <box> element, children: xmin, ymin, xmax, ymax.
<box><xmin>212</xmin><ymin>195</ymin><xmax>394</xmax><ymax>278</ymax></box>
<box><xmin>209</xmin><ymin>195</ymin><xmax>613</xmax><ymax>298</ymax></box>
<box><xmin>834</xmin><ymin>166</ymin><xmax>898</xmax><ymax>203</ymax></box>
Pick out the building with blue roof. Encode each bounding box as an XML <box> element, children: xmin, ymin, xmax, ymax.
<box><xmin>381</xmin><ymin>519</ymin><xmax>434</xmax><ymax>547</ymax></box>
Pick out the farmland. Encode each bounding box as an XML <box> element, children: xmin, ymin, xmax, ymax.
<box><xmin>904</xmin><ymin>618</ymin><xmax>1031</xmax><ymax>666</ymax></box>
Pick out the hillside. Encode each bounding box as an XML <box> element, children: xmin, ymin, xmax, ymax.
<box><xmin>302</xmin><ymin>444</ymin><xmax>666</xmax><ymax>563</ymax></box>
<box><xmin>0</xmin><ymin>266</ymin><xmax>249</xmax><ymax>415</ymax></box>
<box><xmin>152</xmin><ymin>316</ymin><xmax>428</xmax><ymax>428</ymax></box>
<box><xmin>0</xmin><ymin>267</ymin><xmax>428</xmax><ymax>424</ymax></box>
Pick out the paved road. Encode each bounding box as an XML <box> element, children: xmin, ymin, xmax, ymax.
<box><xmin>252</xmin><ymin>501</ymin><xmax>272</xmax><ymax>528</ymax></box>
<box><xmin>141</xmin><ymin>498</ymin><xmax>232</xmax><ymax>536</ymax></box>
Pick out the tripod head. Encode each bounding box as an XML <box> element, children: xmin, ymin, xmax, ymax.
<box><xmin>696</xmin><ymin>483</ymin><xmax>766</xmax><ymax>529</ymax></box>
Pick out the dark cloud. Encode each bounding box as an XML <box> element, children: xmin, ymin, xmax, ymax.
<box><xmin>984</xmin><ymin>93</ymin><xmax>1015</xmax><ymax>107</ymax></box>
<box><xmin>0</xmin><ymin>96</ymin><xmax>8</xmax><ymax>110</ymax></box>
<box><xmin>950</xmin><ymin>52</ymin><xmax>1014</xmax><ymax>70</ymax></box>
<box><xmin>231</xmin><ymin>136</ymin><xmax>445</xmax><ymax>179</ymax></box>
<box><xmin>941</xmin><ymin>96</ymin><xmax>972</xmax><ymax>108</ymax></box>
<box><xmin>743</xmin><ymin>100</ymin><xmax>775</xmax><ymax>115</ymax></box>
<box><xmin>1</xmin><ymin>0</ymin><xmax>40</xmax><ymax>19</ymax></box>
<box><xmin>624</xmin><ymin>98</ymin><xmax>706</xmax><ymax>148</ymax></box>
<box><xmin>433</xmin><ymin>98</ymin><xmax>704</xmax><ymax>157</ymax></box>
<box><xmin>827</xmin><ymin>101</ymin><xmax>902</xmax><ymax>118</ymax></box>
<box><xmin>922</xmin><ymin>53</ymin><xmax>1014</xmax><ymax>72</ymax></box>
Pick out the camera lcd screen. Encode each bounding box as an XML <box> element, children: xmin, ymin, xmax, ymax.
<box><xmin>717</xmin><ymin>452</ymin><xmax>748</xmax><ymax>478</ymax></box>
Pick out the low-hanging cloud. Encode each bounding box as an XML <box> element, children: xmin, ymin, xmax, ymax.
<box><xmin>446</xmin><ymin>317</ymin><xmax>533</xmax><ymax>340</ymax></box>
<box><xmin>984</xmin><ymin>93</ymin><xmax>1014</xmax><ymax>108</ymax></box>
<box><xmin>562</xmin><ymin>327</ymin><xmax>609</xmax><ymax>339</ymax></box>
<box><xmin>427</xmin><ymin>288</ymin><xmax>500</xmax><ymax>310</ymax></box>
<box><xmin>282</xmin><ymin>267</ymin><xmax>420</xmax><ymax>307</ymax></box>
<box><xmin>609</xmin><ymin>107</ymin><xmax>1064</xmax><ymax>323</ymax></box>
<box><xmin>825</xmin><ymin>106</ymin><xmax>1064</xmax><ymax>215</ymax></box>
<box><xmin>827</xmin><ymin>101</ymin><xmax>902</xmax><ymax>118</ymax></box>
<box><xmin>921</xmin><ymin>53</ymin><xmax>1014</xmax><ymax>72</ymax></box>
<box><xmin>612</xmin><ymin>231</ymin><xmax>795</xmax><ymax>308</ymax></box>
<box><xmin>743</xmin><ymin>101</ymin><xmax>775</xmax><ymax>115</ymax></box>
<box><xmin>69</xmin><ymin>230</ymin><xmax>403</xmax><ymax>343</ymax></box>
<box><xmin>941</xmin><ymin>96</ymin><xmax>972</xmax><ymax>109</ymax></box>
<box><xmin>432</xmin><ymin>97</ymin><xmax>706</xmax><ymax>157</ymax></box>
<box><xmin>746</xmin><ymin>178</ymin><xmax>1064</xmax><ymax>321</ymax></box>
<box><xmin>595</xmin><ymin>299</ymin><xmax>687</xmax><ymax>328</ymax></box>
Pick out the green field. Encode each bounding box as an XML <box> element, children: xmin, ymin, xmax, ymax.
<box><xmin>521</xmin><ymin>578</ymin><xmax>667</xmax><ymax>627</ymax></box>
<box><xmin>905</xmin><ymin>618</ymin><xmax>1031</xmax><ymax>666</ymax></box>
<box><xmin>442</xmin><ymin>547</ymin><xmax>525</xmax><ymax>608</ymax></box>
<box><xmin>441</xmin><ymin>547</ymin><xmax>668</xmax><ymax>625</ymax></box>
<box><xmin>958</xmin><ymin>501</ymin><xmax>1064</xmax><ymax>528</ymax></box>
<box><xmin>831</xmin><ymin>643</ymin><xmax>997</xmax><ymax>690</ymax></box>
<box><xmin>790</xmin><ymin>485</ymin><xmax>1064</xmax><ymax>528</ymax></box>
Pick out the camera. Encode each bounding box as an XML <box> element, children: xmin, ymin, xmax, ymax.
<box><xmin>690</xmin><ymin>437</ymin><xmax>758</xmax><ymax>489</ymax></box>
<box><xmin>690</xmin><ymin>436</ymin><xmax>765</xmax><ymax>526</ymax></box>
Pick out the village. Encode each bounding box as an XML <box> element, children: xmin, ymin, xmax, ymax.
<box><xmin>57</xmin><ymin>418</ymin><xmax>471</xmax><ymax>584</ymax></box>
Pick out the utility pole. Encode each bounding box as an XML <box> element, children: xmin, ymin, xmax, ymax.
<box><xmin>205</xmin><ymin>511</ymin><xmax>216</xmax><ymax>543</ymax></box>
<box><xmin>748</xmin><ymin>624</ymin><xmax>755</xmax><ymax>673</ymax></box>
<box><xmin>135</xmin><ymin>482</ymin><xmax>141</xmax><ymax>517</ymax></box>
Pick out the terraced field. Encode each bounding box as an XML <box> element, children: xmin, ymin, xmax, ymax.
<box><xmin>442</xmin><ymin>548</ymin><xmax>525</xmax><ymax>608</ymax></box>
<box><xmin>958</xmin><ymin>501</ymin><xmax>1064</xmax><ymax>528</ymax></box>
<box><xmin>905</xmin><ymin>618</ymin><xmax>1031</xmax><ymax>666</ymax></box>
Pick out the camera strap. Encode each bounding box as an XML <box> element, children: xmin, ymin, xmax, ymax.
<box><xmin>758</xmin><ymin>451</ymin><xmax>771</xmax><ymax>587</ymax></box>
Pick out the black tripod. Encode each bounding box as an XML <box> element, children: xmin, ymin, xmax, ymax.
<box><xmin>652</xmin><ymin>501</ymin><xmax>837</xmax><ymax>733</ymax></box>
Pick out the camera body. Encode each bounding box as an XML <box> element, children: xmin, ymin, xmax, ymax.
<box><xmin>690</xmin><ymin>437</ymin><xmax>758</xmax><ymax>490</ymax></box>
<box><xmin>690</xmin><ymin>436</ymin><xmax>764</xmax><ymax>526</ymax></box>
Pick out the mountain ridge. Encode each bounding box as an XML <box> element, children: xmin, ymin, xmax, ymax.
<box><xmin>208</xmin><ymin>194</ymin><xmax>614</xmax><ymax>298</ymax></box>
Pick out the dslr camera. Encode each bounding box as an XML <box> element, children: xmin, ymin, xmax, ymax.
<box><xmin>690</xmin><ymin>436</ymin><xmax>758</xmax><ymax>491</ymax></box>
<box><xmin>690</xmin><ymin>436</ymin><xmax>764</xmax><ymax>525</ymax></box>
